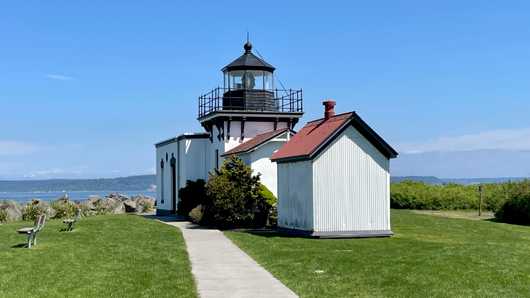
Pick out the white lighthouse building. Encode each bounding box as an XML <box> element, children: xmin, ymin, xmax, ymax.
<box><xmin>155</xmin><ymin>42</ymin><xmax>303</xmax><ymax>215</ymax></box>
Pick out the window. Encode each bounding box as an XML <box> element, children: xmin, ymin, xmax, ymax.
<box><xmin>160</xmin><ymin>159</ymin><xmax>165</xmax><ymax>204</ymax></box>
<box><xmin>263</xmin><ymin>72</ymin><xmax>273</xmax><ymax>90</ymax></box>
<box><xmin>215</xmin><ymin>149</ymin><xmax>219</xmax><ymax>170</ymax></box>
<box><xmin>229</xmin><ymin>71</ymin><xmax>244</xmax><ymax>89</ymax></box>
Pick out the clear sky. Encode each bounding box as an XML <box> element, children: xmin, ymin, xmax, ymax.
<box><xmin>2</xmin><ymin>1</ymin><xmax>530</xmax><ymax>179</ymax></box>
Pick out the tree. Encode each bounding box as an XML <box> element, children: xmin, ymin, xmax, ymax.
<box><xmin>202</xmin><ymin>156</ymin><xmax>269</xmax><ymax>228</ymax></box>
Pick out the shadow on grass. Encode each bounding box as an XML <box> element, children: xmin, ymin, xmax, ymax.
<box><xmin>484</xmin><ymin>217</ymin><xmax>530</xmax><ymax>226</ymax></box>
<box><xmin>230</xmin><ymin>228</ymin><xmax>311</xmax><ymax>239</ymax></box>
<box><xmin>143</xmin><ymin>214</ymin><xmax>187</xmax><ymax>222</ymax></box>
<box><xmin>11</xmin><ymin>243</ymin><xmax>27</xmax><ymax>248</ymax></box>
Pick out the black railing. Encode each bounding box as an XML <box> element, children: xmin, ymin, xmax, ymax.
<box><xmin>198</xmin><ymin>87</ymin><xmax>303</xmax><ymax>118</ymax></box>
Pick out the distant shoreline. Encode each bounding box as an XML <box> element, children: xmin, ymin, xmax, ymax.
<box><xmin>0</xmin><ymin>190</ymin><xmax>156</xmax><ymax>203</ymax></box>
<box><xmin>0</xmin><ymin>175</ymin><xmax>156</xmax><ymax>193</ymax></box>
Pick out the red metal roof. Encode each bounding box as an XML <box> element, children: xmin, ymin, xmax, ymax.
<box><xmin>271</xmin><ymin>113</ymin><xmax>353</xmax><ymax>161</ymax></box>
<box><xmin>271</xmin><ymin>112</ymin><xmax>398</xmax><ymax>162</ymax></box>
<box><xmin>222</xmin><ymin>128</ymin><xmax>290</xmax><ymax>156</ymax></box>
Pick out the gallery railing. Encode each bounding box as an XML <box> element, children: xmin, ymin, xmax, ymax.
<box><xmin>198</xmin><ymin>88</ymin><xmax>303</xmax><ymax>118</ymax></box>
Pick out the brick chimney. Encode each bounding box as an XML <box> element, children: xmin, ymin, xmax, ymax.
<box><xmin>323</xmin><ymin>100</ymin><xmax>336</xmax><ymax>120</ymax></box>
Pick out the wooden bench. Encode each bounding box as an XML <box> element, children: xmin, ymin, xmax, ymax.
<box><xmin>63</xmin><ymin>209</ymin><xmax>81</xmax><ymax>232</ymax></box>
<box><xmin>17</xmin><ymin>214</ymin><xmax>46</xmax><ymax>248</ymax></box>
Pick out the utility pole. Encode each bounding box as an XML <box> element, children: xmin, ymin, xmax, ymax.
<box><xmin>478</xmin><ymin>184</ymin><xmax>483</xmax><ymax>217</ymax></box>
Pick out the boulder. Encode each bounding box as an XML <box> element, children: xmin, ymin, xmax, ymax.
<box><xmin>107</xmin><ymin>193</ymin><xmax>130</xmax><ymax>201</ymax></box>
<box><xmin>78</xmin><ymin>199</ymin><xmax>97</xmax><ymax>216</ymax></box>
<box><xmin>123</xmin><ymin>199</ymin><xmax>138</xmax><ymax>213</ymax></box>
<box><xmin>99</xmin><ymin>197</ymin><xmax>125</xmax><ymax>214</ymax></box>
<box><xmin>0</xmin><ymin>200</ymin><xmax>23</xmax><ymax>222</ymax></box>
<box><xmin>133</xmin><ymin>195</ymin><xmax>156</xmax><ymax>213</ymax></box>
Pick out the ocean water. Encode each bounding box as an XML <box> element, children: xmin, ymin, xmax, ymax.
<box><xmin>0</xmin><ymin>190</ymin><xmax>156</xmax><ymax>203</ymax></box>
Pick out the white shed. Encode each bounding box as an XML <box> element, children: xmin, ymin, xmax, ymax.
<box><xmin>271</xmin><ymin>101</ymin><xmax>398</xmax><ymax>238</ymax></box>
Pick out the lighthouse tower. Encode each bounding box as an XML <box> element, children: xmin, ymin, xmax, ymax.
<box><xmin>198</xmin><ymin>41</ymin><xmax>304</xmax><ymax>168</ymax></box>
<box><xmin>155</xmin><ymin>41</ymin><xmax>304</xmax><ymax>215</ymax></box>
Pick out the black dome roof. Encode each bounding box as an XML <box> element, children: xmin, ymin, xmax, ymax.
<box><xmin>222</xmin><ymin>43</ymin><xmax>275</xmax><ymax>72</ymax></box>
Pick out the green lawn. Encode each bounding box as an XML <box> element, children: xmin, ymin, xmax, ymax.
<box><xmin>0</xmin><ymin>215</ymin><xmax>196</xmax><ymax>298</ymax></box>
<box><xmin>226</xmin><ymin>209</ymin><xmax>530</xmax><ymax>297</ymax></box>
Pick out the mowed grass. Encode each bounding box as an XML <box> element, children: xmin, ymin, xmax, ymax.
<box><xmin>0</xmin><ymin>215</ymin><xmax>196</xmax><ymax>298</ymax></box>
<box><xmin>226</xmin><ymin>209</ymin><xmax>530</xmax><ymax>297</ymax></box>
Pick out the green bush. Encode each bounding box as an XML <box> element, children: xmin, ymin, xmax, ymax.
<box><xmin>259</xmin><ymin>184</ymin><xmax>277</xmax><ymax>206</ymax></box>
<box><xmin>202</xmin><ymin>156</ymin><xmax>269</xmax><ymax>228</ymax></box>
<box><xmin>23</xmin><ymin>200</ymin><xmax>49</xmax><ymax>221</ymax></box>
<box><xmin>177</xmin><ymin>179</ymin><xmax>206</xmax><ymax>216</ymax></box>
<box><xmin>259</xmin><ymin>184</ymin><xmax>277</xmax><ymax>226</ymax></box>
<box><xmin>495</xmin><ymin>193</ymin><xmax>530</xmax><ymax>225</ymax></box>
<box><xmin>391</xmin><ymin>180</ymin><xmax>530</xmax><ymax>211</ymax></box>
<box><xmin>51</xmin><ymin>198</ymin><xmax>77</xmax><ymax>219</ymax></box>
<box><xmin>0</xmin><ymin>209</ymin><xmax>7</xmax><ymax>223</ymax></box>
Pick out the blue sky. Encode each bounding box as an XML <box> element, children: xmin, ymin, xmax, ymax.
<box><xmin>2</xmin><ymin>1</ymin><xmax>530</xmax><ymax>179</ymax></box>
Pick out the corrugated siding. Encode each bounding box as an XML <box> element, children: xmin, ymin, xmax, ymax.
<box><xmin>277</xmin><ymin>160</ymin><xmax>313</xmax><ymax>230</ymax></box>
<box><xmin>313</xmin><ymin>125</ymin><xmax>390</xmax><ymax>232</ymax></box>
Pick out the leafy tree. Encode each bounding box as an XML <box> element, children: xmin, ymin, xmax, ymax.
<box><xmin>202</xmin><ymin>156</ymin><xmax>268</xmax><ymax>228</ymax></box>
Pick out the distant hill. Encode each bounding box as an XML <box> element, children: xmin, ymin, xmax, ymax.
<box><xmin>2</xmin><ymin>174</ymin><xmax>527</xmax><ymax>192</ymax></box>
<box><xmin>0</xmin><ymin>175</ymin><xmax>156</xmax><ymax>192</ymax></box>
<box><xmin>391</xmin><ymin>176</ymin><xmax>529</xmax><ymax>185</ymax></box>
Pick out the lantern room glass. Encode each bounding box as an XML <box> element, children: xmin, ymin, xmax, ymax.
<box><xmin>224</xmin><ymin>70</ymin><xmax>273</xmax><ymax>91</ymax></box>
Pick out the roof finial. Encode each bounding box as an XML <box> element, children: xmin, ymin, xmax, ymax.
<box><xmin>244</xmin><ymin>32</ymin><xmax>252</xmax><ymax>53</ymax></box>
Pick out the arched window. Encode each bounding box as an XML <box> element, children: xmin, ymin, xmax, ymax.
<box><xmin>170</xmin><ymin>154</ymin><xmax>177</xmax><ymax>213</ymax></box>
<box><xmin>160</xmin><ymin>159</ymin><xmax>165</xmax><ymax>204</ymax></box>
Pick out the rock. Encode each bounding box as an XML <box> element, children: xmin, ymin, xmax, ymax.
<box><xmin>107</xmin><ymin>193</ymin><xmax>130</xmax><ymax>201</ymax></box>
<box><xmin>189</xmin><ymin>205</ymin><xmax>203</xmax><ymax>223</ymax></box>
<box><xmin>123</xmin><ymin>199</ymin><xmax>137</xmax><ymax>213</ymax></box>
<box><xmin>0</xmin><ymin>200</ymin><xmax>23</xmax><ymax>222</ymax></box>
<box><xmin>133</xmin><ymin>195</ymin><xmax>155</xmax><ymax>213</ymax></box>
<box><xmin>99</xmin><ymin>197</ymin><xmax>125</xmax><ymax>214</ymax></box>
<box><xmin>78</xmin><ymin>199</ymin><xmax>97</xmax><ymax>216</ymax></box>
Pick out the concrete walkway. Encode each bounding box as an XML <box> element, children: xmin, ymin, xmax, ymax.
<box><xmin>161</xmin><ymin>219</ymin><xmax>297</xmax><ymax>298</ymax></box>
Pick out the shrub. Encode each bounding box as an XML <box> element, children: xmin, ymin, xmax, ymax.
<box><xmin>0</xmin><ymin>209</ymin><xmax>7</xmax><ymax>223</ymax></box>
<box><xmin>259</xmin><ymin>184</ymin><xmax>277</xmax><ymax>226</ymax></box>
<box><xmin>390</xmin><ymin>180</ymin><xmax>530</xmax><ymax>212</ymax></box>
<box><xmin>267</xmin><ymin>204</ymin><xmax>278</xmax><ymax>227</ymax></box>
<box><xmin>51</xmin><ymin>198</ymin><xmax>77</xmax><ymax>219</ymax></box>
<box><xmin>189</xmin><ymin>205</ymin><xmax>204</xmax><ymax>224</ymax></box>
<box><xmin>202</xmin><ymin>156</ymin><xmax>269</xmax><ymax>228</ymax></box>
<box><xmin>177</xmin><ymin>179</ymin><xmax>206</xmax><ymax>216</ymax></box>
<box><xmin>495</xmin><ymin>193</ymin><xmax>530</xmax><ymax>225</ymax></box>
<box><xmin>23</xmin><ymin>200</ymin><xmax>51</xmax><ymax>221</ymax></box>
<box><xmin>259</xmin><ymin>184</ymin><xmax>277</xmax><ymax>206</ymax></box>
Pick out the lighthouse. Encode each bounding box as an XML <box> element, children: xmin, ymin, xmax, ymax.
<box><xmin>155</xmin><ymin>41</ymin><xmax>304</xmax><ymax>215</ymax></box>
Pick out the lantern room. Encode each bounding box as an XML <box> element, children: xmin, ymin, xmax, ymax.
<box><xmin>220</xmin><ymin>41</ymin><xmax>278</xmax><ymax>111</ymax></box>
<box><xmin>222</xmin><ymin>42</ymin><xmax>275</xmax><ymax>91</ymax></box>
<box><xmin>197</xmin><ymin>41</ymin><xmax>303</xmax><ymax>127</ymax></box>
